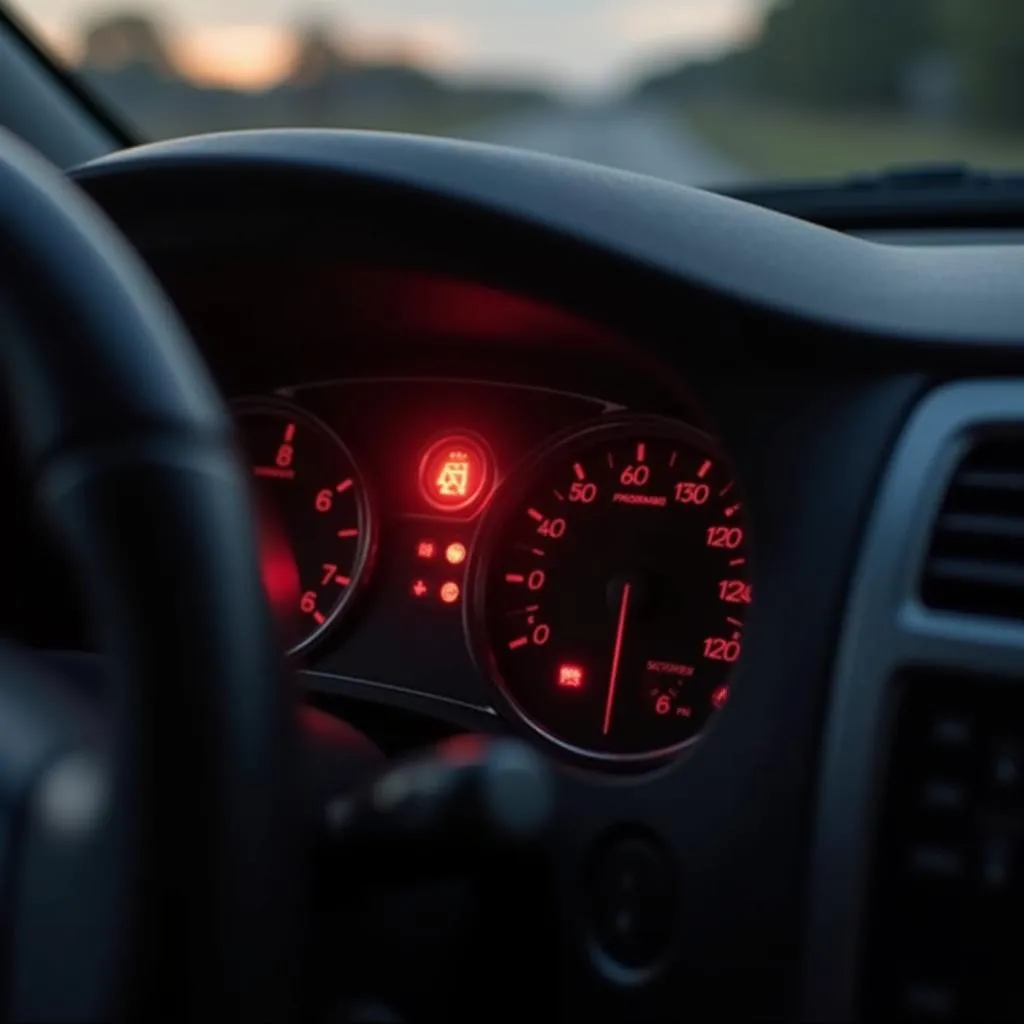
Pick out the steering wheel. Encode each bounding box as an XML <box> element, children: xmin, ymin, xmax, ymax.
<box><xmin>0</xmin><ymin>130</ymin><xmax>296</xmax><ymax>1018</ymax></box>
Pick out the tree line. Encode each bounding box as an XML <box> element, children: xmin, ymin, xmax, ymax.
<box><xmin>639</xmin><ymin>0</ymin><xmax>1024</xmax><ymax>130</ymax></box>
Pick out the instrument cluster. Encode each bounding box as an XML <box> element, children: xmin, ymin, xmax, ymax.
<box><xmin>238</xmin><ymin>377</ymin><xmax>750</xmax><ymax>770</ymax></box>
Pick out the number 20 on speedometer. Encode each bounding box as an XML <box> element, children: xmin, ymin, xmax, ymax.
<box><xmin>467</xmin><ymin>416</ymin><xmax>750</xmax><ymax>765</ymax></box>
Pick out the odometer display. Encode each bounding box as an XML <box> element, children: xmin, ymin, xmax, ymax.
<box><xmin>236</xmin><ymin>400</ymin><xmax>374</xmax><ymax>655</ymax></box>
<box><xmin>469</xmin><ymin>417</ymin><xmax>750</xmax><ymax>764</ymax></box>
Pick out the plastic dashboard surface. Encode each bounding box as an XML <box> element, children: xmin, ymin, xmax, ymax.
<box><xmin>57</xmin><ymin>129</ymin><xmax>1024</xmax><ymax>1020</ymax></box>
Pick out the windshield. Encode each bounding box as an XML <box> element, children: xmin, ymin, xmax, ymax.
<box><xmin>12</xmin><ymin>1</ymin><xmax>1024</xmax><ymax>187</ymax></box>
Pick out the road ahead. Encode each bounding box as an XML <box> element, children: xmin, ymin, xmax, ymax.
<box><xmin>466</xmin><ymin>103</ymin><xmax>747</xmax><ymax>187</ymax></box>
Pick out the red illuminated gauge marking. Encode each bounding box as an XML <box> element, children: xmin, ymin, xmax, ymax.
<box><xmin>411</xmin><ymin>579</ymin><xmax>428</xmax><ymax>598</ymax></box>
<box><xmin>559</xmin><ymin>664</ymin><xmax>584</xmax><ymax>689</ymax></box>
<box><xmin>470</xmin><ymin>416</ymin><xmax>749</xmax><ymax>764</ymax></box>
<box><xmin>711</xmin><ymin>685</ymin><xmax>729</xmax><ymax>710</ymax></box>
<box><xmin>236</xmin><ymin>399</ymin><xmax>375</xmax><ymax>657</ymax></box>
<box><xmin>417</xmin><ymin>540</ymin><xmax>437</xmax><ymax>559</ymax></box>
<box><xmin>719</xmin><ymin>481</ymin><xmax>734</xmax><ymax>497</ymax></box>
<box><xmin>419</xmin><ymin>434</ymin><xmax>491</xmax><ymax>512</ymax></box>
<box><xmin>446</xmin><ymin>542</ymin><xmax>468</xmax><ymax>565</ymax></box>
<box><xmin>254</xmin><ymin>466</ymin><xmax>295</xmax><ymax>480</ymax></box>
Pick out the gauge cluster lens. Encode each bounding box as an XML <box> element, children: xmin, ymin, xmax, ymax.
<box><xmin>235</xmin><ymin>400</ymin><xmax>374</xmax><ymax>655</ymax></box>
<box><xmin>469</xmin><ymin>417</ymin><xmax>750</xmax><ymax>763</ymax></box>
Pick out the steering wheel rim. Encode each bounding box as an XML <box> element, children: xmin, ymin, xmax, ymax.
<box><xmin>0</xmin><ymin>128</ymin><xmax>296</xmax><ymax>1019</ymax></box>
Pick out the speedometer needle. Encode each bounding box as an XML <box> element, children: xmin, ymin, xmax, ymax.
<box><xmin>602</xmin><ymin>582</ymin><xmax>632</xmax><ymax>736</ymax></box>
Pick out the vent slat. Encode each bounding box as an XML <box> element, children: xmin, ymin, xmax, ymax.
<box><xmin>927</xmin><ymin>557</ymin><xmax>1024</xmax><ymax>590</ymax></box>
<box><xmin>937</xmin><ymin>513</ymin><xmax>1024</xmax><ymax>541</ymax></box>
<box><xmin>956</xmin><ymin>469</ymin><xmax>1024</xmax><ymax>493</ymax></box>
<box><xmin>922</xmin><ymin>440</ymin><xmax>1024</xmax><ymax>620</ymax></box>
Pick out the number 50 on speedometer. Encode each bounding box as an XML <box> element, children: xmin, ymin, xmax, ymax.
<box><xmin>466</xmin><ymin>416</ymin><xmax>750</xmax><ymax>766</ymax></box>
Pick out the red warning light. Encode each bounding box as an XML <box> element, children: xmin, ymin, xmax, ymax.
<box><xmin>445</xmin><ymin>541</ymin><xmax>467</xmax><ymax>565</ymax></box>
<box><xmin>411</xmin><ymin>579</ymin><xmax>428</xmax><ymax>598</ymax></box>
<box><xmin>439</xmin><ymin>581</ymin><xmax>461</xmax><ymax>604</ymax></box>
<box><xmin>558</xmin><ymin>664</ymin><xmax>584</xmax><ymax>689</ymax></box>
<box><xmin>420</xmin><ymin>434</ymin><xmax>490</xmax><ymax>512</ymax></box>
<box><xmin>711</xmin><ymin>685</ymin><xmax>729</xmax><ymax>710</ymax></box>
<box><xmin>417</xmin><ymin>540</ymin><xmax>437</xmax><ymax>560</ymax></box>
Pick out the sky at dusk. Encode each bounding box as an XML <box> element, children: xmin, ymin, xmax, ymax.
<box><xmin>16</xmin><ymin>0</ymin><xmax>764</xmax><ymax>93</ymax></box>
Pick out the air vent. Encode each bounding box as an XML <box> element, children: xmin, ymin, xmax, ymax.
<box><xmin>922</xmin><ymin>438</ymin><xmax>1024</xmax><ymax>619</ymax></box>
<box><xmin>863</xmin><ymin>672</ymin><xmax>1024</xmax><ymax>1021</ymax></box>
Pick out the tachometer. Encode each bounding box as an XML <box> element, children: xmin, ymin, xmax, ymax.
<box><xmin>235</xmin><ymin>399</ymin><xmax>375</xmax><ymax>655</ymax></box>
<box><xmin>468</xmin><ymin>416</ymin><xmax>749</xmax><ymax>765</ymax></box>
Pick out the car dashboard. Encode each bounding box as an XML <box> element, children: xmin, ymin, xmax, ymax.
<box><xmin>10</xmin><ymin>255</ymin><xmax>759</xmax><ymax>768</ymax></box>
<box><xmin>13</xmin><ymin>129</ymin><xmax>1024</xmax><ymax>1019</ymax></box>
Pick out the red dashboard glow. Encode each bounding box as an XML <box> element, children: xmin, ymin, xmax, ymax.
<box><xmin>419</xmin><ymin>434</ymin><xmax>490</xmax><ymax>512</ymax></box>
<box><xmin>558</xmin><ymin>664</ymin><xmax>584</xmax><ymax>689</ymax></box>
<box><xmin>445</xmin><ymin>541</ymin><xmax>467</xmax><ymax>565</ymax></box>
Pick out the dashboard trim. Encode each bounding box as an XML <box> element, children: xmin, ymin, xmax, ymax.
<box><xmin>277</xmin><ymin>375</ymin><xmax>626</xmax><ymax>415</ymax></box>
<box><xmin>804</xmin><ymin>380</ymin><xmax>1024</xmax><ymax>1020</ymax></box>
<box><xmin>299</xmin><ymin>668</ymin><xmax>498</xmax><ymax>731</ymax></box>
<box><xmin>74</xmin><ymin>129</ymin><xmax>1024</xmax><ymax>347</ymax></box>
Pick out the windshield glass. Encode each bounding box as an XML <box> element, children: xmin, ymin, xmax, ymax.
<box><xmin>13</xmin><ymin>1</ymin><xmax>1024</xmax><ymax>187</ymax></box>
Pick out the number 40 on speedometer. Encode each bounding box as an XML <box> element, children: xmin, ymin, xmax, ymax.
<box><xmin>467</xmin><ymin>416</ymin><xmax>751</xmax><ymax>766</ymax></box>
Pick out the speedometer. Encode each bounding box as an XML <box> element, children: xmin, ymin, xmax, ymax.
<box><xmin>467</xmin><ymin>416</ymin><xmax>750</xmax><ymax>765</ymax></box>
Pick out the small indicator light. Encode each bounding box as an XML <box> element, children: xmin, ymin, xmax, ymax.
<box><xmin>439</xmin><ymin>581</ymin><xmax>461</xmax><ymax>604</ymax></box>
<box><xmin>419</xmin><ymin>434</ymin><xmax>491</xmax><ymax>511</ymax></box>
<box><xmin>558</xmin><ymin>664</ymin><xmax>584</xmax><ymax>689</ymax></box>
<box><xmin>711</xmin><ymin>685</ymin><xmax>729</xmax><ymax>710</ymax></box>
<box><xmin>411</xmin><ymin>579</ymin><xmax>428</xmax><ymax>598</ymax></box>
<box><xmin>417</xmin><ymin>540</ymin><xmax>436</xmax><ymax>560</ymax></box>
<box><xmin>445</xmin><ymin>541</ymin><xmax>467</xmax><ymax>565</ymax></box>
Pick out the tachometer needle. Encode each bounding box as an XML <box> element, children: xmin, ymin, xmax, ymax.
<box><xmin>602</xmin><ymin>582</ymin><xmax>632</xmax><ymax>736</ymax></box>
